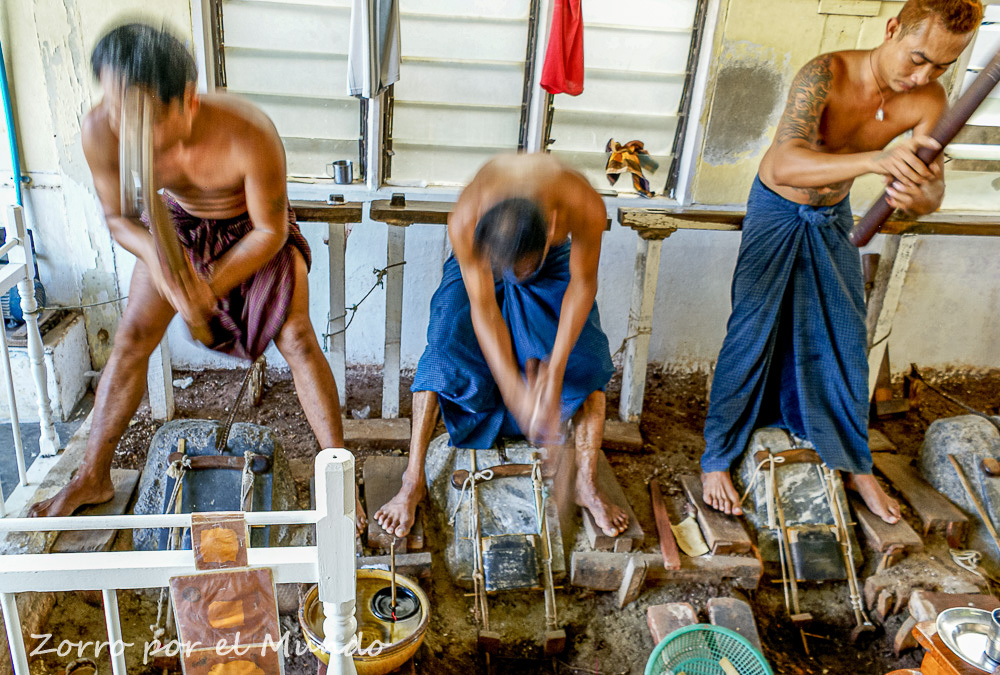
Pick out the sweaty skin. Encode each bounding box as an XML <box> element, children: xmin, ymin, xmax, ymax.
<box><xmin>29</xmin><ymin>77</ymin><xmax>365</xmax><ymax>535</ymax></box>
<box><xmin>376</xmin><ymin>153</ymin><xmax>629</xmax><ymax>538</ymax></box>
<box><xmin>703</xmin><ymin>15</ymin><xmax>973</xmax><ymax>524</ymax></box>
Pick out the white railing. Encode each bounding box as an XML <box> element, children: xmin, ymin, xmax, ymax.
<box><xmin>0</xmin><ymin>204</ymin><xmax>58</xmax><ymax>519</ymax></box>
<box><xmin>0</xmin><ymin>447</ymin><xmax>359</xmax><ymax>675</ymax></box>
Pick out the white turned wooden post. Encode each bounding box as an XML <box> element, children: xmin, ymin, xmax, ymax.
<box><xmin>1</xmin><ymin>592</ymin><xmax>30</xmax><ymax>674</ymax></box>
<box><xmin>328</xmin><ymin>222</ymin><xmax>347</xmax><ymax>407</ymax></box>
<box><xmin>619</xmin><ymin>230</ymin><xmax>672</xmax><ymax>423</ymax></box>
<box><xmin>102</xmin><ymin>589</ymin><xmax>128</xmax><ymax>675</ymax></box>
<box><xmin>382</xmin><ymin>225</ymin><xmax>405</xmax><ymax>419</ymax></box>
<box><xmin>7</xmin><ymin>206</ymin><xmax>58</xmax><ymax>456</ymax></box>
<box><xmin>147</xmin><ymin>338</ymin><xmax>174</xmax><ymax>421</ymax></box>
<box><xmin>0</xmin><ymin>316</ymin><xmax>28</xmax><ymax>489</ymax></box>
<box><xmin>315</xmin><ymin>448</ymin><xmax>358</xmax><ymax>675</ymax></box>
<box><xmin>865</xmin><ymin>234</ymin><xmax>917</xmax><ymax>401</ymax></box>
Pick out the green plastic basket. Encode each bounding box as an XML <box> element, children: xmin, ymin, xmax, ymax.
<box><xmin>645</xmin><ymin>624</ymin><xmax>774</xmax><ymax>675</ymax></box>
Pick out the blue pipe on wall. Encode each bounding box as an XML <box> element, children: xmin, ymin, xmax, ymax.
<box><xmin>0</xmin><ymin>37</ymin><xmax>23</xmax><ymax>208</ymax></box>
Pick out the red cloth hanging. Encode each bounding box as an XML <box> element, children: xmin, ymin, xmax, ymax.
<box><xmin>540</xmin><ymin>0</ymin><xmax>584</xmax><ymax>96</ymax></box>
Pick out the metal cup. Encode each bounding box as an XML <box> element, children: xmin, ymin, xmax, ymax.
<box><xmin>328</xmin><ymin>159</ymin><xmax>353</xmax><ymax>184</ymax></box>
<box><xmin>987</xmin><ymin>608</ymin><xmax>1000</xmax><ymax>664</ymax></box>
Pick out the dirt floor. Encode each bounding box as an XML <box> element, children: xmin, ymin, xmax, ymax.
<box><xmin>30</xmin><ymin>364</ymin><xmax>1000</xmax><ymax>675</ymax></box>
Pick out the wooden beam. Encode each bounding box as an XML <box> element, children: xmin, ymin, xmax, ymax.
<box><xmin>604</xmin><ymin>420</ymin><xmax>643</xmax><ymax>452</ymax></box>
<box><xmin>147</xmin><ymin>337</ymin><xmax>174</xmax><ymax>422</ymax></box>
<box><xmin>582</xmin><ymin>451</ymin><xmax>645</xmax><ymax>552</ymax></box>
<box><xmin>369</xmin><ymin>199</ymin><xmax>451</xmax><ymax>226</ymax></box>
<box><xmin>290</xmin><ymin>200</ymin><xmax>363</xmax><ymax>224</ymax></box>
<box><xmin>850</xmin><ymin>495</ymin><xmax>923</xmax><ymax>554</ymax></box>
<box><xmin>866</xmin><ymin>235</ymin><xmax>917</xmax><ymax>401</ymax></box>
<box><xmin>649</xmin><ymin>479</ymin><xmax>682</xmax><ymax>571</ymax></box>
<box><xmin>327</xmin><ymin>222</ymin><xmax>347</xmax><ymax>407</ymax></box>
<box><xmin>571</xmin><ymin>550</ymin><xmax>762</xmax><ymax>591</ymax></box>
<box><xmin>382</xmin><ymin>225</ymin><xmax>405</xmax><ymax>418</ymax></box>
<box><xmin>620</xmin><ymin>234</ymin><xmax>667</xmax><ymax>423</ymax></box>
<box><xmin>679</xmin><ymin>474</ymin><xmax>752</xmax><ymax>555</ymax></box>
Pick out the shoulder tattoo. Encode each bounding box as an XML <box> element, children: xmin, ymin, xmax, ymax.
<box><xmin>775</xmin><ymin>55</ymin><xmax>833</xmax><ymax>147</ymax></box>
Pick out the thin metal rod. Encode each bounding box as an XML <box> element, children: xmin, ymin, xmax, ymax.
<box><xmin>948</xmin><ymin>453</ymin><xmax>1000</xmax><ymax>554</ymax></box>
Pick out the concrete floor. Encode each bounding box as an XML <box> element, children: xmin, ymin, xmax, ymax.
<box><xmin>0</xmin><ymin>392</ymin><xmax>92</xmax><ymax>500</ymax></box>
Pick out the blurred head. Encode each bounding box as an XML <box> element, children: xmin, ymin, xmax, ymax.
<box><xmin>473</xmin><ymin>198</ymin><xmax>550</xmax><ymax>281</ymax></box>
<box><xmin>879</xmin><ymin>0</ymin><xmax>982</xmax><ymax>92</ymax></box>
<box><xmin>92</xmin><ymin>22</ymin><xmax>199</xmax><ymax>150</ymax></box>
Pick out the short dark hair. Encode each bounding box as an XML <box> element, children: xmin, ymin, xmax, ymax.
<box><xmin>473</xmin><ymin>198</ymin><xmax>548</xmax><ymax>271</ymax></box>
<box><xmin>91</xmin><ymin>22</ymin><xmax>197</xmax><ymax>104</ymax></box>
<box><xmin>899</xmin><ymin>0</ymin><xmax>983</xmax><ymax>36</ymax></box>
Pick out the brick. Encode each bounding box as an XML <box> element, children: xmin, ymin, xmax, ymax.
<box><xmin>647</xmin><ymin>602</ymin><xmax>697</xmax><ymax>644</ymax></box>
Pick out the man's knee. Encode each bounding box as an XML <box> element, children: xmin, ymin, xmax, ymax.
<box><xmin>276</xmin><ymin>312</ymin><xmax>320</xmax><ymax>360</ymax></box>
<box><xmin>113</xmin><ymin>315</ymin><xmax>169</xmax><ymax>358</ymax></box>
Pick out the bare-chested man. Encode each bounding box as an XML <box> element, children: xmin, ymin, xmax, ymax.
<box><xmin>375</xmin><ymin>153</ymin><xmax>628</xmax><ymax>538</ymax></box>
<box><xmin>29</xmin><ymin>22</ymin><xmax>365</xmax><ymax>534</ymax></box>
<box><xmin>701</xmin><ymin>0</ymin><xmax>982</xmax><ymax>523</ymax></box>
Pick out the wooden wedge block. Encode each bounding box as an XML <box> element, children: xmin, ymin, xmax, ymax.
<box><xmin>617</xmin><ymin>555</ymin><xmax>648</xmax><ymax>608</ymax></box>
<box><xmin>849</xmin><ymin>495</ymin><xmax>923</xmax><ymax>554</ymax></box>
<box><xmin>52</xmin><ymin>470</ymin><xmax>140</xmax><ymax>553</ymax></box>
<box><xmin>708</xmin><ymin>597</ymin><xmax>762</xmax><ymax>651</ymax></box>
<box><xmin>679</xmin><ymin>474</ymin><xmax>751</xmax><ymax>555</ymax></box>
<box><xmin>649</xmin><ymin>479</ymin><xmax>682</xmax><ymax>571</ymax></box>
<box><xmin>343</xmin><ymin>418</ymin><xmax>411</xmax><ymax>451</ymax></box>
<box><xmin>603</xmin><ymin>420</ymin><xmax>643</xmax><ymax>453</ymax></box>
<box><xmin>868</xmin><ymin>428</ymin><xmax>897</xmax><ymax>453</ymax></box>
<box><xmin>647</xmin><ymin>603</ymin><xmax>697</xmax><ymax>643</ymax></box>
<box><xmin>571</xmin><ymin>550</ymin><xmax>762</xmax><ymax>591</ymax></box>
<box><xmin>873</xmin><ymin>453</ymin><xmax>968</xmax><ymax>546</ymax></box>
<box><xmin>363</xmin><ymin>455</ymin><xmax>424</xmax><ymax>552</ymax></box>
<box><xmin>582</xmin><ymin>450</ymin><xmax>644</xmax><ymax>552</ymax></box>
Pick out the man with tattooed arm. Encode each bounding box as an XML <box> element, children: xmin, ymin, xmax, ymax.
<box><xmin>700</xmin><ymin>0</ymin><xmax>982</xmax><ymax>523</ymax></box>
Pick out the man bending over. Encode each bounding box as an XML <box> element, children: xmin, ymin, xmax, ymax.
<box><xmin>701</xmin><ymin>0</ymin><xmax>981</xmax><ymax>523</ymax></box>
<box><xmin>376</xmin><ymin>153</ymin><xmax>627</xmax><ymax>538</ymax></box>
<box><xmin>29</xmin><ymin>23</ymin><xmax>364</xmax><ymax>533</ymax></box>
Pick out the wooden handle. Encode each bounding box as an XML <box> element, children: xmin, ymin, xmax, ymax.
<box><xmin>947</xmin><ymin>454</ymin><xmax>1000</xmax><ymax>552</ymax></box>
<box><xmin>451</xmin><ymin>464</ymin><xmax>534</xmax><ymax>489</ymax></box>
<box><xmin>168</xmin><ymin>452</ymin><xmax>271</xmax><ymax>474</ymax></box>
<box><xmin>754</xmin><ymin>447</ymin><xmax>823</xmax><ymax>466</ymax></box>
<box><xmin>982</xmin><ymin>457</ymin><xmax>1000</xmax><ymax>477</ymax></box>
<box><xmin>850</xmin><ymin>46</ymin><xmax>1000</xmax><ymax>247</ymax></box>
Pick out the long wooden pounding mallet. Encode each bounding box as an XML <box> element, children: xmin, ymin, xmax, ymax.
<box><xmin>849</xmin><ymin>46</ymin><xmax>1000</xmax><ymax>247</ymax></box>
<box><xmin>119</xmin><ymin>87</ymin><xmax>215</xmax><ymax>346</ymax></box>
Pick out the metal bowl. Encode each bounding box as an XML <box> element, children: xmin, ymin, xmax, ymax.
<box><xmin>936</xmin><ymin>606</ymin><xmax>999</xmax><ymax>672</ymax></box>
<box><xmin>299</xmin><ymin>569</ymin><xmax>429</xmax><ymax>675</ymax></box>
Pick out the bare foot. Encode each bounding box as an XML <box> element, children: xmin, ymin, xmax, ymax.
<box><xmin>701</xmin><ymin>471</ymin><xmax>743</xmax><ymax>516</ymax></box>
<box><xmin>28</xmin><ymin>473</ymin><xmax>115</xmax><ymax>518</ymax></box>
<box><xmin>356</xmin><ymin>493</ymin><xmax>366</xmax><ymax>537</ymax></box>
<box><xmin>374</xmin><ymin>479</ymin><xmax>426</xmax><ymax>538</ymax></box>
<box><xmin>845</xmin><ymin>473</ymin><xmax>900</xmax><ymax>524</ymax></box>
<box><xmin>576</xmin><ymin>476</ymin><xmax>628</xmax><ymax>537</ymax></box>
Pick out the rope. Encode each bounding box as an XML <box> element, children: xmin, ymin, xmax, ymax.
<box><xmin>241</xmin><ymin>451</ymin><xmax>255</xmax><ymax>512</ymax></box>
<box><xmin>322</xmin><ymin>261</ymin><xmax>407</xmax><ymax>343</ymax></box>
<box><xmin>739</xmin><ymin>455</ymin><xmax>786</xmax><ymax>530</ymax></box>
<box><xmin>150</xmin><ymin>454</ymin><xmax>192</xmax><ymax>647</ymax></box>
<box><xmin>448</xmin><ymin>468</ymin><xmax>495</xmax><ymax>527</ymax></box>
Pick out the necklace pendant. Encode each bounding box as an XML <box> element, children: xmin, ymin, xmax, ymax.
<box><xmin>875</xmin><ymin>107</ymin><xmax>885</xmax><ymax>121</ymax></box>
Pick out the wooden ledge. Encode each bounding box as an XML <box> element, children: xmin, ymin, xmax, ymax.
<box><xmin>291</xmin><ymin>200</ymin><xmax>364</xmax><ymax>223</ymax></box>
<box><xmin>370</xmin><ymin>199</ymin><xmax>451</xmax><ymax>226</ymax></box>
<box><xmin>618</xmin><ymin>206</ymin><xmax>1000</xmax><ymax>238</ymax></box>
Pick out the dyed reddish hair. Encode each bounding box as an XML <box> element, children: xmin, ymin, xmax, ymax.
<box><xmin>898</xmin><ymin>0</ymin><xmax>983</xmax><ymax>35</ymax></box>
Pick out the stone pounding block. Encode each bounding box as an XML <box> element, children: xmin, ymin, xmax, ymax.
<box><xmin>133</xmin><ymin>419</ymin><xmax>299</xmax><ymax>551</ymax></box>
<box><xmin>424</xmin><ymin>434</ymin><xmax>566</xmax><ymax>588</ymax></box>
<box><xmin>919</xmin><ymin>414</ymin><xmax>1000</xmax><ymax>574</ymax></box>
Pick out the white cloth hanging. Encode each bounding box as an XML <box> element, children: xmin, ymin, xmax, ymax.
<box><xmin>347</xmin><ymin>0</ymin><xmax>400</xmax><ymax>98</ymax></box>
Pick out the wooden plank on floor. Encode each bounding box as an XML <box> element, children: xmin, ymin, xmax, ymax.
<box><xmin>868</xmin><ymin>428</ymin><xmax>897</xmax><ymax>453</ymax></box>
<box><xmin>51</xmin><ymin>470</ymin><xmax>140</xmax><ymax>553</ymax></box>
<box><xmin>343</xmin><ymin>418</ymin><xmax>411</xmax><ymax>451</ymax></box>
<box><xmin>649</xmin><ymin>479</ymin><xmax>682</xmax><ymax>570</ymax></box>
<box><xmin>571</xmin><ymin>550</ymin><xmax>762</xmax><ymax>591</ymax></box>
<box><xmin>873</xmin><ymin>453</ymin><xmax>968</xmax><ymax>544</ymax></box>
<box><xmin>679</xmin><ymin>474</ymin><xmax>751</xmax><ymax>555</ymax></box>
<box><xmin>604</xmin><ymin>420</ymin><xmax>643</xmax><ymax>453</ymax></box>
<box><xmin>362</xmin><ymin>456</ymin><xmax>424</xmax><ymax>552</ymax></box>
<box><xmin>849</xmin><ymin>495</ymin><xmax>923</xmax><ymax>553</ymax></box>
<box><xmin>708</xmin><ymin>597</ymin><xmax>762</xmax><ymax>651</ymax></box>
<box><xmin>647</xmin><ymin>602</ymin><xmax>697</xmax><ymax>644</ymax></box>
<box><xmin>582</xmin><ymin>450</ymin><xmax>644</xmax><ymax>552</ymax></box>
